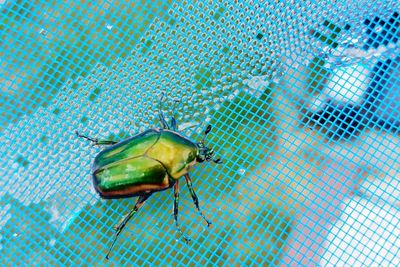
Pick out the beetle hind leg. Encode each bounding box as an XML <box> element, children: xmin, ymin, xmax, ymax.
<box><xmin>75</xmin><ymin>131</ymin><xmax>118</xmax><ymax>146</ymax></box>
<box><xmin>105</xmin><ymin>193</ymin><xmax>152</xmax><ymax>260</ymax></box>
<box><xmin>184</xmin><ymin>174</ymin><xmax>212</xmax><ymax>227</ymax></box>
<box><xmin>173</xmin><ymin>180</ymin><xmax>191</xmax><ymax>243</ymax></box>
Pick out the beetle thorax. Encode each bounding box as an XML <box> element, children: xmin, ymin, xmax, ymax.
<box><xmin>145</xmin><ymin>130</ymin><xmax>198</xmax><ymax>179</ymax></box>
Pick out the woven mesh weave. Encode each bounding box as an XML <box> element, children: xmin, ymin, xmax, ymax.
<box><xmin>1</xmin><ymin>0</ymin><xmax>399</xmax><ymax>266</ymax></box>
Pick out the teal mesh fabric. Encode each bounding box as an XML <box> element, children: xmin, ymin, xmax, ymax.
<box><xmin>1</xmin><ymin>0</ymin><xmax>400</xmax><ymax>265</ymax></box>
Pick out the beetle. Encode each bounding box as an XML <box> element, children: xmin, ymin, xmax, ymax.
<box><xmin>76</xmin><ymin>94</ymin><xmax>221</xmax><ymax>259</ymax></box>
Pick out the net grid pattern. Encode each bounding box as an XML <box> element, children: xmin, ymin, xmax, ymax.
<box><xmin>1</xmin><ymin>0</ymin><xmax>400</xmax><ymax>266</ymax></box>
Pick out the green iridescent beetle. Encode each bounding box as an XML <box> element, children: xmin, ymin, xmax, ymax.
<box><xmin>76</xmin><ymin>95</ymin><xmax>221</xmax><ymax>259</ymax></box>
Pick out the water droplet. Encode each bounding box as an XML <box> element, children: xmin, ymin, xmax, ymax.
<box><xmin>49</xmin><ymin>238</ymin><xmax>56</xmax><ymax>247</ymax></box>
<box><xmin>178</xmin><ymin>121</ymin><xmax>199</xmax><ymax>131</ymax></box>
<box><xmin>105</xmin><ymin>23</ymin><xmax>114</xmax><ymax>30</ymax></box>
<box><xmin>12</xmin><ymin>233</ymin><xmax>19</xmax><ymax>238</ymax></box>
<box><xmin>374</xmin><ymin>26</ymin><xmax>383</xmax><ymax>33</ymax></box>
<box><xmin>238</xmin><ymin>168</ymin><xmax>246</xmax><ymax>175</ymax></box>
<box><xmin>39</xmin><ymin>28</ymin><xmax>48</xmax><ymax>36</ymax></box>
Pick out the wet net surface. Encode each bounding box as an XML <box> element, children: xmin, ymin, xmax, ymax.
<box><xmin>1</xmin><ymin>0</ymin><xmax>400</xmax><ymax>266</ymax></box>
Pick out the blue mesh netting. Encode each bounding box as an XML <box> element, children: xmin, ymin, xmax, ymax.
<box><xmin>1</xmin><ymin>0</ymin><xmax>400</xmax><ymax>265</ymax></box>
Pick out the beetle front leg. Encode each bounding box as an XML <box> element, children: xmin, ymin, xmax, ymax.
<box><xmin>170</xmin><ymin>99</ymin><xmax>179</xmax><ymax>131</ymax></box>
<box><xmin>158</xmin><ymin>93</ymin><xmax>170</xmax><ymax>129</ymax></box>
<box><xmin>184</xmin><ymin>174</ymin><xmax>212</xmax><ymax>227</ymax></box>
<box><xmin>75</xmin><ymin>131</ymin><xmax>118</xmax><ymax>146</ymax></box>
<box><xmin>106</xmin><ymin>193</ymin><xmax>152</xmax><ymax>260</ymax></box>
<box><xmin>171</xmin><ymin>117</ymin><xmax>177</xmax><ymax>131</ymax></box>
<box><xmin>173</xmin><ymin>180</ymin><xmax>191</xmax><ymax>243</ymax></box>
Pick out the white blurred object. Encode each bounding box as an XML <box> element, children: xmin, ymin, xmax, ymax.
<box><xmin>325</xmin><ymin>64</ymin><xmax>370</xmax><ymax>105</ymax></box>
<box><xmin>322</xmin><ymin>198</ymin><xmax>400</xmax><ymax>266</ymax></box>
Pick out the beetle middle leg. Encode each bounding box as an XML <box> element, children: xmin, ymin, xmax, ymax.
<box><xmin>173</xmin><ymin>180</ymin><xmax>191</xmax><ymax>243</ymax></box>
<box><xmin>105</xmin><ymin>193</ymin><xmax>152</xmax><ymax>259</ymax></box>
<box><xmin>75</xmin><ymin>131</ymin><xmax>118</xmax><ymax>146</ymax></box>
<box><xmin>184</xmin><ymin>174</ymin><xmax>212</xmax><ymax>227</ymax></box>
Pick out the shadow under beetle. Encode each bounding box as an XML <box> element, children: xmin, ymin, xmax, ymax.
<box><xmin>76</xmin><ymin>94</ymin><xmax>222</xmax><ymax>259</ymax></box>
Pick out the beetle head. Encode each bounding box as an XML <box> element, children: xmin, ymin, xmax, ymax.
<box><xmin>196</xmin><ymin>125</ymin><xmax>222</xmax><ymax>164</ymax></box>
